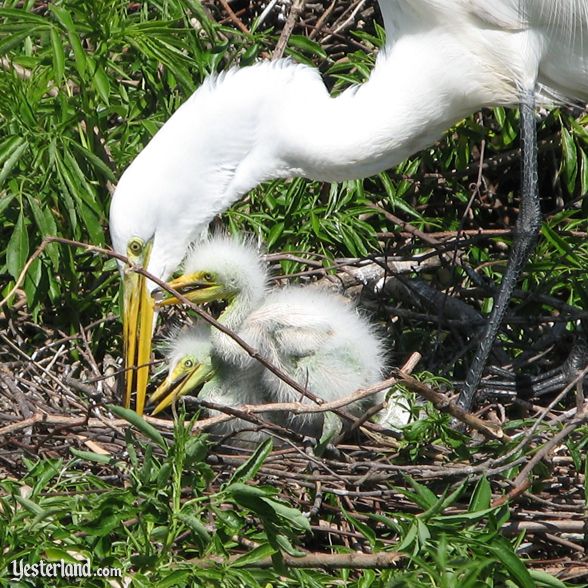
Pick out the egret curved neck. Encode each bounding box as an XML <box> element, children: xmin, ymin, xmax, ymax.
<box><xmin>276</xmin><ymin>48</ymin><xmax>506</xmax><ymax>183</ymax></box>
<box><xmin>223</xmin><ymin>32</ymin><xmax>509</xmax><ymax>194</ymax></box>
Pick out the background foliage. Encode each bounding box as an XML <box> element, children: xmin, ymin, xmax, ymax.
<box><xmin>1</xmin><ymin>0</ymin><xmax>586</xmax><ymax>341</ymax></box>
<box><xmin>0</xmin><ymin>0</ymin><xmax>587</xmax><ymax>586</ymax></box>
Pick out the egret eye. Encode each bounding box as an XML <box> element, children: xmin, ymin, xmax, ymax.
<box><xmin>128</xmin><ymin>238</ymin><xmax>144</xmax><ymax>257</ymax></box>
<box><xmin>203</xmin><ymin>273</ymin><xmax>214</xmax><ymax>282</ymax></box>
<box><xmin>183</xmin><ymin>357</ymin><xmax>194</xmax><ymax>369</ymax></box>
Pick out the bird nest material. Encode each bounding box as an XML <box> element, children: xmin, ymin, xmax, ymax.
<box><xmin>1</xmin><ymin>243</ymin><xmax>587</xmax><ymax>581</ymax></box>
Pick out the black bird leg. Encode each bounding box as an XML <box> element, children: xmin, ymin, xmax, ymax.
<box><xmin>457</xmin><ymin>92</ymin><xmax>542</xmax><ymax>411</ymax></box>
<box><xmin>522</xmin><ymin>338</ymin><xmax>588</xmax><ymax>398</ymax></box>
<box><xmin>474</xmin><ymin>338</ymin><xmax>588</xmax><ymax>400</ymax></box>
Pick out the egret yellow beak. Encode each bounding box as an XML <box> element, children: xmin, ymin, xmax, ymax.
<box><xmin>150</xmin><ymin>359</ymin><xmax>214</xmax><ymax>416</ymax></box>
<box><xmin>156</xmin><ymin>272</ymin><xmax>227</xmax><ymax>307</ymax></box>
<box><xmin>122</xmin><ymin>241</ymin><xmax>154</xmax><ymax>415</ymax></box>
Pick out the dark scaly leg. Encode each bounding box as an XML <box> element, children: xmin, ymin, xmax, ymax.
<box><xmin>457</xmin><ymin>92</ymin><xmax>542</xmax><ymax>411</ymax></box>
<box><xmin>525</xmin><ymin>338</ymin><xmax>588</xmax><ymax>398</ymax></box>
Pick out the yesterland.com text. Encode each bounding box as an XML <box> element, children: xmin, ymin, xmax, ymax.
<box><xmin>11</xmin><ymin>559</ymin><xmax>122</xmax><ymax>581</ymax></box>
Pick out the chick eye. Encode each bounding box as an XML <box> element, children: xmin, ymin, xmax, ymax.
<box><xmin>183</xmin><ymin>358</ymin><xmax>194</xmax><ymax>369</ymax></box>
<box><xmin>128</xmin><ymin>238</ymin><xmax>144</xmax><ymax>257</ymax></box>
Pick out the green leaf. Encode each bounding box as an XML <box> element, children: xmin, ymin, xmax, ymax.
<box><xmin>140</xmin><ymin>444</ymin><xmax>154</xmax><ymax>484</ymax></box>
<box><xmin>45</xmin><ymin>548</ymin><xmax>86</xmax><ymax>564</ymax></box>
<box><xmin>232</xmin><ymin>544</ymin><xmax>275</xmax><ymax>567</ymax></box>
<box><xmin>225</xmin><ymin>483</ymin><xmax>276</xmax><ymax>518</ymax></box>
<box><xmin>560</xmin><ymin>126</ymin><xmax>577</xmax><ymax>193</ymax></box>
<box><xmin>15</xmin><ymin>495</ymin><xmax>45</xmax><ymax>516</ymax></box>
<box><xmin>402</xmin><ymin>476</ymin><xmax>438</xmax><ymax>510</ymax></box>
<box><xmin>0</xmin><ymin>140</ymin><xmax>27</xmax><ymax>188</ymax></box>
<box><xmin>0</xmin><ymin>8</ymin><xmax>50</xmax><ymax>25</ymax></box>
<box><xmin>23</xmin><ymin>256</ymin><xmax>43</xmax><ymax>311</ymax></box>
<box><xmin>26</xmin><ymin>195</ymin><xmax>57</xmax><ymax>237</ymax></box>
<box><xmin>272</xmin><ymin>533</ymin><xmax>306</xmax><ymax>557</ymax></box>
<box><xmin>184</xmin><ymin>435</ymin><xmax>208</xmax><ymax>465</ymax></box>
<box><xmin>108</xmin><ymin>405</ymin><xmax>167</xmax><ymax>448</ymax></box>
<box><xmin>343</xmin><ymin>511</ymin><xmax>376</xmax><ymax>547</ymax></box>
<box><xmin>528</xmin><ymin>570</ymin><xmax>567</xmax><ymax>588</ymax></box>
<box><xmin>30</xmin><ymin>459</ymin><xmax>62</xmax><ymax>495</ymax></box>
<box><xmin>177</xmin><ymin>511</ymin><xmax>211</xmax><ymax>548</ymax></box>
<box><xmin>0</xmin><ymin>26</ymin><xmax>43</xmax><ymax>54</ymax></box>
<box><xmin>70</xmin><ymin>448</ymin><xmax>112</xmax><ymax>464</ymax></box>
<box><xmin>266</xmin><ymin>222</ymin><xmax>284</xmax><ymax>247</ymax></box>
<box><xmin>0</xmin><ymin>191</ymin><xmax>17</xmax><ymax>216</ymax></box>
<box><xmin>541</xmin><ymin>225</ymin><xmax>581</xmax><ymax>269</ymax></box>
<box><xmin>227</xmin><ymin>438</ymin><xmax>272</xmax><ymax>486</ymax></box>
<box><xmin>226</xmin><ymin>482</ymin><xmax>272</xmax><ymax>498</ymax></box>
<box><xmin>262</xmin><ymin>497</ymin><xmax>311</xmax><ymax>532</ymax></box>
<box><xmin>580</xmin><ymin>148</ymin><xmax>588</xmax><ymax>196</ymax></box>
<box><xmin>0</xmin><ymin>136</ymin><xmax>25</xmax><ymax>166</ymax></box>
<box><xmin>240</xmin><ymin>43</ymin><xmax>259</xmax><ymax>66</ymax></box>
<box><xmin>155</xmin><ymin>570</ymin><xmax>192</xmax><ymax>588</ymax></box>
<box><xmin>50</xmin><ymin>5</ymin><xmax>86</xmax><ymax>78</ymax></box>
<box><xmin>486</xmin><ymin>541</ymin><xmax>534</xmax><ymax>588</ymax></box>
<box><xmin>288</xmin><ymin>35</ymin><xmax>327</xmax><ymax>58</ymax></box>
<box><xmin>470</xmin><ymin>476</ymin><xmax>492</xmax><ymax>511</ymax></box>
<box><xmin>416</xmin><ymin>519</ymin><xmax>431</xmax><ymax>546</ymax></box>
<box><xmin>6</xmin><ymin>204</ymin><xmax>29</xmax><ymax>280</ymax></box>
<box><xmin>50</xmin><ymin>27</ymin><xmax>65</xmax><ymax>84</ymax></box>
<box><xmin>68</xmin><ymin>139</ymin><xmax>116</xmax><ymax>181</ymax></box>
<box><xmin>93</xmin><ymin>65</ymin><xmax>110</xmax><ymax>104</ymax></box>
<box><xmin>156</xmin><ymin>462</ymin><xmax>172</xmax><ymax>486</ymax></box>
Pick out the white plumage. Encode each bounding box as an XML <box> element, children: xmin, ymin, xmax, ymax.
<box><xmin>160</xmin><ymin>235</ymin><xmax>388</xmax><ymax>438</ymax></box>
<box><xmin>111</xmin><ymin>0</ymin><xmax>588</xmax><ymax>413</ymax></box>
<box><xmin>111</xmin><ymin>1</ymin><xmax>588</xmax><ymax>290</ymax></box>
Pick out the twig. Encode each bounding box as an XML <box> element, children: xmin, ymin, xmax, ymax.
<box><xmin>217</xmin><ymin>0</ymin><xmax>249</xmax><ymax>34</ymax></box>
<box><xmin>254</xmin><ymin>0</ymin><xmax>279</xmax><ymax>31</ymax></box>
<box><xmin>321</xmin><ymin>0</ymin><xmax>366</xmax><ymax>44</ymax></box>
<box><xmin>502</xmin><ymin>520</ymin><xmax>586</xmax><ymax>535</ymax></box>
<box><xmin>516</xmin><ymin>412</ymin><xmax>587</xmax><ymax>489</ymax></box>
<box><xmin>308</xmin><ymin>0</ymin><xmax>337</xmax><ymax>40</ymax></box>
<box><xmin>0</xmin><ymin>376</ymin><xmax>397</xmax><ymax>438</ymax></box>
<box><xmin>392</xmin><ymin>369</ymin><xmax>510</xmax><ymax>442</ymax></box>
<box><xmin>185</xmin><ymin>549</ymin><xmax>403</xmax><ymax>569</ymax></box>
<box><xmin>367</xmin><ymin>202</ymin><xmax>442</xmax><ymax>247</ymax></box>
<box><xmin>0</xmin><ymin>332</ymin><xmax>77</xmax><ymax>399</ymax></box>
<box><xmin>273</xmin><ymin>0</ymin><xmax>308</xmax><ymax>59</ymax></box>
<box><xmin>190</xmin><ymin>376</ymin><xmax>400</xmax><ymax>435</ymax></box>
<box><xmin>492</xmin><ymin>408</ymin><xmax>588</xmax><ymax>508</ymax></box>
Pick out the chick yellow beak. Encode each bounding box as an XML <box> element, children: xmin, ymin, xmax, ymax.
<box><xmin>156</xmin><ymin>272</ymin><xmax>226</xmax><ymax>307</ymax></box>
<box><xmin>122</xmin><ymin>241</ymin><xmax>154</xmax><ymax>415</ymax></box>
<box><xmin>150</xmin><ymin>360</ymin><xmax>214</xmax><ymax>416</ymax></box>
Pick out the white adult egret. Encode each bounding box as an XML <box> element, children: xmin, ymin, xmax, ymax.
<box><xmin>150</xmin><ymin>324</ymin><xmax>275</xmax><ymax>447</ymax></box>
<box><xmin>157</xmin><ymin>235</ymin><xmax>389</xmax><ymax>438</ymax></box>
<box><xmin>110</xmin><ymin>1</ymin><xmax>588</xmax><ymax>413</ymax></box>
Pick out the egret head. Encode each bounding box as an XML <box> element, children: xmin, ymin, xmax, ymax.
<box><xmin>158</xmin><ymin>234</ymin><xmax>268</xmax><ymax>310</ymax></box>
<box><xmin>110</xmin><ymin>63</ymin><xmax>303</xmax><ymax>414</ymax></box>
<box><xmin>110</xmin><ymin>152</ymin><xmax>202</xmax><ymax>415</ymax></box>
<box><xmin>150</xmin><ymin>325</ymin><xmax>215</xmax><ymax>415</ymax></box>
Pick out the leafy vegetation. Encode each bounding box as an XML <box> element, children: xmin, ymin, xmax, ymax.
<box><xmin>0</xmin><ymin>0</ymin><xmax>587</xmax><ymax>586</ymax></box>
<box><xmin>1</xmin><ymin>408</ymin><xmax>580</xmax><ymax>587</ymax></box>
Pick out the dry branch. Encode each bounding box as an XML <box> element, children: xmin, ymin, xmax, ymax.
<box><xmin>186</xmin><ymin>550</ymin><xmax>403</xmax><ymax>569</ymax></box>
<box><xmin>392</xmin><ymin>369</ymin><xmax>510</xmax><ymax>441</ymax></box>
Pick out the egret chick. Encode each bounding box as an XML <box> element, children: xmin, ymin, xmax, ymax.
<box><xmin>152</xmin><ymin>324</ymin><xmax>275</xmax><ymax>447</ymax></box>
<box><xmin>158</xmin><ymin>235</ymin><xmax>394</xmax><ymax>438</ymax></box>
